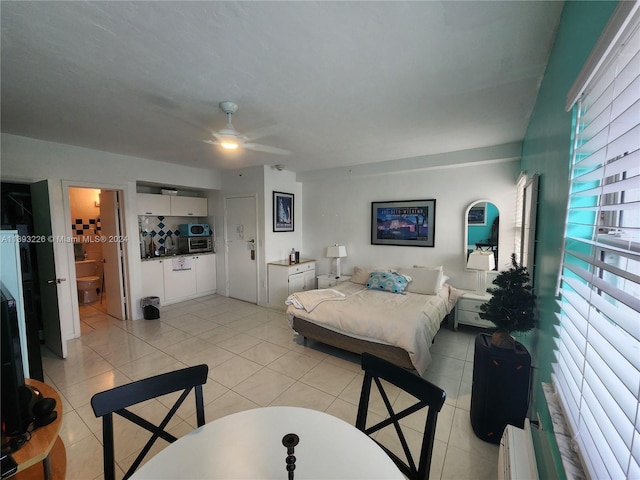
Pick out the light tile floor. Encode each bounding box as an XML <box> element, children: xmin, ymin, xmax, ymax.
<box><xmin>43</xmin><ymin>294</ymin><xmax>498</xmax><ymax>479</ymax></box>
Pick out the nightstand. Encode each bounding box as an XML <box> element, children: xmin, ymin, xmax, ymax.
<box><xmin>454</xmin><ymin>290</ymin><xmax>495</xmax><ymax>330</ymax></box>
<box><xmin>316</xmin><ymin>274</ymin><xmax>351</xmax><ymax>289</ymax></box>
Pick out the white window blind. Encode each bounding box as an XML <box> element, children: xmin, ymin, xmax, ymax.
<box><xmin>553</xmin><ymin>3</ymin><xmax>640</xmax><ymax>479</ymax></box>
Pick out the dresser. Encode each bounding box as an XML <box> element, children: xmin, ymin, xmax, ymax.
<box><xmin>454</xmin><ymin>290</ymin><xmax>495</xmax><ymax>329</ymax></box>
<box><xmin>268</xmin><ymin>259</ymin><xmax>316</xmax><ymax>309</ymax></box>
<box><xmin>316</xmin><ymin>274</ymin><xmax>351</xmax><ymax>289</ymax></box>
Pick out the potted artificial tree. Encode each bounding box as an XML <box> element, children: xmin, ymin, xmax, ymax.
<box><xmin>470</xmin><ymin>253</ymin><xmax>537</xmax><ymax>444</ymax></box>
<box><xmin>479</xmin><ymin>253</ymin><xmax>537</xmax><ymax>348</ymax></box>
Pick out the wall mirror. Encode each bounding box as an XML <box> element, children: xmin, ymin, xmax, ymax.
<box><xmin>465</xmin><ymin>200</ymin><xmax>499</xmax><ymax>270</ymax></box>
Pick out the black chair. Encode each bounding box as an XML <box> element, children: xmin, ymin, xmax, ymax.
<box><xmin>356</xmin><ymin>353</ymin><xmax>445</xmax><ymax>480</ymax></box>
<box><xmin>91</xmin><ymin>364</ymin><xmax>209</xmax><ymax>480</ymax></box>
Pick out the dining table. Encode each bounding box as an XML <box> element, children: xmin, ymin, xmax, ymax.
<box><xmin>130</xmin><ymin>406</ymin><xmax>404</xmax><ymax>479</ymax></box>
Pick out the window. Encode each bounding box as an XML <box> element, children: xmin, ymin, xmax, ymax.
<box><xmin>515</xmin><ymin>173</ymin><xmax>539</xmax><ymax>276</ymax></box>
<box><xmin>553</xmin><ymin>3</ymin><xmax>640</xmax><ymax>479</ymax></box>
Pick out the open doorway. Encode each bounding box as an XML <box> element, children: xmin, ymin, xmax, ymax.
<box><xmin>68</xmin><ymin>187</ymin><xmax>128</xmax><ymax>334</ymax></box>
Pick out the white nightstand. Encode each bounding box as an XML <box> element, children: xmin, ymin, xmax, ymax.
<box><xmin>316</xmin><ymin>274</ymin><xmax>351</xmax><ymax>289</ymax></box>
<box><xmin>454</xmin><ymin>290</ymin><xmax>495</xmax><ymax>330</ymax></box>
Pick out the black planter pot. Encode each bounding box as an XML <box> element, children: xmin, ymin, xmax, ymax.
<box><xmin>470</xmin><ymin>333</ymin><xmax>531</xmax><ymax>444</ymax></box>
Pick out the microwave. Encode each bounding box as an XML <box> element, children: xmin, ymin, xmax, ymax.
<box><xmin>178</xmin><ymin>223</ymin><xmax>210</xmax><ymax>237</ymax></box>
<box><xmin>178</xmin><ymin>236</ymin><xmax>212</xmax><ymax>254</ymax></box>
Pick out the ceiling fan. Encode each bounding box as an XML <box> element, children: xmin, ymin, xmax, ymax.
<box><xmin>204</xmin><ymin>101</ymin><xmax>291</xmax><ymax>155</ymax></box>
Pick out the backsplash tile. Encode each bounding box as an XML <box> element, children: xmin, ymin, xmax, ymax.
<box><xmin>71</xmin><ymin>217</ymin><xmax>102</xmax><ymax>236</ymax></box>
<box><xmin>138</xmin><ymin>215</ymin><xmax>193</xmax><ymax>250</ymax></box>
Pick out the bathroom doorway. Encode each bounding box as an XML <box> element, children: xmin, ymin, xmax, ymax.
<box><xmin>68</xmin><ymin>186</ymin><xmax>128</xmax><ymax>333</ymax></box>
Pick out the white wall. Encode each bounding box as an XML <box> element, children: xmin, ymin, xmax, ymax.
<box><xmin>1</xmin><ymin>134</ymin><xmax>223</xmax><ymax>346</ymax></box>
<box><xmin>1</xmin><ymin>133</ymin><xmax>522</xmax><ymax>339</ymax></box>
<box><xmin>300</xmin><ymin>159</ymin><xmax>521</xmax><ymax>291</ymax></box>
<box><xmin>264</xmin><ymin>166</ymin><xmax>303</xmax><ymax>262</ymax></box>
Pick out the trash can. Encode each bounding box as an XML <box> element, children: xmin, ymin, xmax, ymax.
<box><xmin>141</xmin><ymin>296</ymin><xmax>160</xmax><ymax>320</ymax></box>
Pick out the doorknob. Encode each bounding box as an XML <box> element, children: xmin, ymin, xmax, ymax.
<box><xmin>47</xmin><ymin>278</ymin><xmax>67</xmax><ymax>284</ymax></box>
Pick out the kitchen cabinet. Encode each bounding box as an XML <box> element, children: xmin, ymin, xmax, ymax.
<box><xmin>268</xmin><ymin>259</ymin><xmax>316</xmax><ymax>309</ymax></box>
<box><xmin>140</xmin><ymin>259</ymin><xmax>165</xmax><ymax>305</ymax></box>
<box><xmin>136</xmin><ymin>194</ymin><xmax>208</xmax><ymax>217</ymax></box>
<box><xmin>454</xmin><ymin>290</ymin><xmax>495</xmax><ymax>329</ymax></box>
<box><xmin>195</xmin><ymin>254</ymin><xmax>216</xmax><ymax>293</ymax></box>
<box><xmin>170</xmin><ymin>196</ymin><xmax>207</xmax><ymax>217</ymax></box>
<box><xmin>138</xmin><ymin>254</ymin><xmax>216</xmax><ymax>315</ymax></box>
<box><xmin>163</xmin><ymin>258</ymin><xmax>197</xmax><ymax>302</ymax></box>
<box><xmin>137</xmin><ymin>193</ymin><xmax>171</xmax><ymax>216</ymax></box>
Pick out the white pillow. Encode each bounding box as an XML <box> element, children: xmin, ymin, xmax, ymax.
<box><xmin>350</xmin><ymin>266</ymin><xmax>395</xmax><ymax>284</ymax></box>
<box><xmin>398</xmin><ymin>266</ymin><xmax>443</xmax><ymax>295</ymax></box>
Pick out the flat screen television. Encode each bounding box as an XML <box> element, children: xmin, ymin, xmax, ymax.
<box><xmin>1</xmin><ymin>282</ymin><xmax>33</xmax><ymax>437</ymax></box>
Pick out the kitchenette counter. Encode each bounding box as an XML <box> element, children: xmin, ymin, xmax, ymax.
<box><xmin>140</xmin><ymin>251</ymin><xmax>214</xmax><ymax>262</ymax></box>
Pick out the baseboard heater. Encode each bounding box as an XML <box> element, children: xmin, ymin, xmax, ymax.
<box><xmin>498</xmin><ymin>419</ymin><xmax>539</xmax><ymax>480</ymax></box>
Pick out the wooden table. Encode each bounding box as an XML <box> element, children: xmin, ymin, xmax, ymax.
<box><xmin>11</xmin><ymin>379</ymin><xmax>66</xmax><ymax>480</ymax></box>
<box><xmin>131</xmin><ymin>406</ymin><xmax>403</xmax><ymax>479</ymax></box>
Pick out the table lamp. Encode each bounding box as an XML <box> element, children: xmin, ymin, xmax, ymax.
<box><xmin>467</xmin><ymin>250</ymin><xmax>495</xmax><ymax>295</ymax></box>
<box><xmin>326</xmin><ymin>245</ymin><xmax>347</xmax><ymax>278</ymax></box>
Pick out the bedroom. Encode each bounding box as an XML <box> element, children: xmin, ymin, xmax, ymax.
<box><xmin>1</xmin><ymin>1</ymin><xmax>637</xmax><ymax>479</ymax></box>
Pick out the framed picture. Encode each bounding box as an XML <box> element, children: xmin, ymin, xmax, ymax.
<box><xmin>371</xmin><ymin>199</ymin><xmax>436</xmax><ymax>247</ymax></box>
<box><xmin>273</xmin><ymin>191</ymin><xmax>294</xmax><ymax>232</ymax></box>
<box><xmin>468</xmin><ymin>203</ymin><xmax>486</xmax><ymax>225</ymax></box>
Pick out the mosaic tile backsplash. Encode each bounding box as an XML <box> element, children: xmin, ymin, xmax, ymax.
<box><xmin>138</xmin><ymin>215</ymin><xmax>195</xmax><ymax>254</ymax></box>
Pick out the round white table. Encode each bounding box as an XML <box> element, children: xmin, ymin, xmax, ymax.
<box><xmin>131</xmin><ymin>406</ymin><xmax>404</xmax><ymax>479</ymax></box>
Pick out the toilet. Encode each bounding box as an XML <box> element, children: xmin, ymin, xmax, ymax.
<box><xmin>75</xmin><ymin>260</ymin><xmax>101</xmax><ymax>304</ymax></box>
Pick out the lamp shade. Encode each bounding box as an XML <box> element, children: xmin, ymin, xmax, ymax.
<box><xmin>466</xmin><ymin>250</ymin><xmax>495</xmax><ymax>271</ymax></box>
<box><xmin>326</xmin><ymin>245</ymin><xmax>347</xmax><ymax>258</ymax></box>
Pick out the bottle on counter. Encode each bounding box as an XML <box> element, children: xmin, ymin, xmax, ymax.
<box><xmin>289</xmin><ymin>248</ymin><xmax>296</xmax><ymax>264</ymax></box>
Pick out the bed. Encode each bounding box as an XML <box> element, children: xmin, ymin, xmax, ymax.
<box><xmin>285</xmin><ymin>267</ymin><xmax>460</xmax><ymax>375</ymax></box>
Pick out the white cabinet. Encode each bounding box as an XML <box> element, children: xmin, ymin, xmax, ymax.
<box><xmin>140</xmin><ymin>259</ymin><xmax>165</xmax><ymax>305</ymax></box>
<box><xmin>139</xmin><ymin>254</ymin><xmax>216</xmax><ymax>314</ymax></box>
<box><xmin>163</xmin><ymin>258</ymin><xmax>197</xmax><ymax>302</ymax></box>
<box><xmin>316</xmin><ymin>274</ymin><xmax>351</xmax><ymax>289</ymax></box>
<box><xmin>137</xmin><ymin>193</ymin><xmax>171</xmax><ymax>216</ymax></box>
<box><xmin>137</xmin><ymin>194</ymin><xmax>208</xmax><ymax>217</ymax></box>
<box><xmin>195</xmin><ymin>254</ymin><xmax>216</xmax><ymax>293</ymax></box>
<box><xmin>170</xmin><ymin>196</ymin><xmax>207</xmax><ymax>217</ymax></box>
<box><xmin>268</xmin><ymin>260</ymin><xmax>316</xmax><ymax>309</ymax></box>
<box><xmin>454</xmin><ymin>291</ymin><xmax>495</xmax><ymax>329</ymax></box>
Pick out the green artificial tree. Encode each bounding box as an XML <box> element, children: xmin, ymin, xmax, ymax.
<box><xmin>479</xmin><ymin>253</ymin><xmax>537</xmax><ymax>348</ymax></box>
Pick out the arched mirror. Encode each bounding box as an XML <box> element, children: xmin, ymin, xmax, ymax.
<box><xmin>465</xmin><ymin>200</ymin><xmax>499</xmax><ymax>270</ymax></box>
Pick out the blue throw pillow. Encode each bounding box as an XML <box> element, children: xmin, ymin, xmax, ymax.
<box><xmin>366</xmin><ymin>271</ymin><xmax>409</xmax><ymax>294</ymax></box>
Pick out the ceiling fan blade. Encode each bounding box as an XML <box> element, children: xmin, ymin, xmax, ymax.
<box><xmin>203</xmin><ymin>139</ymin><xmax>218</xmax><ymax>145</ymax></box>
<box><xmin>244</xmin><ymin>125</ymin><xmax>280</xmax><ymax>142</ymax></box>
<box><xmin>244</xmin><ymin>143</ymin><xmax>291</xmax><ymax>155</ymax></box>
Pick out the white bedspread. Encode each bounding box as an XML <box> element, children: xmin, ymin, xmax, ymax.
<box><xmin>286</xmin><ymin>281</ymin><xmax>460</xmax><ymax>375</ymax></box>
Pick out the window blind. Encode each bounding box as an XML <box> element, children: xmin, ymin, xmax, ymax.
<box><xmin>553</xmin><ymin>4</ymin><xmax>640</xmax><ymax>479</ymax></box>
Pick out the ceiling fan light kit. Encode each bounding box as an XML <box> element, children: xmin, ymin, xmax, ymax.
<box><xmin>204</xmin><ymin>101</ymin><xmax>291</xmax><ymax>156</ymax></box>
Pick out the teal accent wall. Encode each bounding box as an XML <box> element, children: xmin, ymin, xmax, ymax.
<box><xmin>519</xmin><ymin>2</ymin><xmax>618</xmax><ymax>478</ymax></box>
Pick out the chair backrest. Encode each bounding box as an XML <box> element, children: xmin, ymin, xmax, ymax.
<box><xmin>356</xmin><ymin>353</ymin><xmax>445</xmax><ymax>480</ymax></box>
<box><xmin>91</xmin><ymin>364</ymin><xmax>208</xmax><ymax>480</ymax></box>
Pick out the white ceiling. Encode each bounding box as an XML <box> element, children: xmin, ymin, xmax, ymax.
<box><xmin>1</xmin><ymin>1</ymin><xmax>563</xmax><ymax>173</ymax></box>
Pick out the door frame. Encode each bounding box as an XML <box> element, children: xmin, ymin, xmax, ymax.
<box><xmin>62</xmin><ymin>181</ymin><xmax>131</xmax><ymax>335</ymax></box>
<box><xmin>223</xmin><ymin>194</ymin><xmax>260</xmax><ymax>301</ymax></box>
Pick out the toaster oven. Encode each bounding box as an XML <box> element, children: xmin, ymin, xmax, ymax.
<box><xmin>178</xmin><ymin>236</ymin><xmax>212</xmax><ymax>254</ymax></box>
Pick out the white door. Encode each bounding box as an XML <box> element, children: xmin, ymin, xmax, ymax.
<box><xmin>30</xmin><ymin>180</ymin><xmax>66</xmax><ymax>358</ymax></box>
<box><xmin>99</xmin><ymin>190</ymin><xmax>127</xmax><ymax>319</ymax></box>
<box><xmin>225</xmin><ymin>196</ymin><xmax>258</xmax><ymax>303</ymax></box>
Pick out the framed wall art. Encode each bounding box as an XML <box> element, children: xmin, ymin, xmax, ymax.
<box><xmin>468</xmin><ymin>203</ymin><xmax>487</xmax><ymax>225</ymax></box>
<box><xmin>371</xmin><ymin>199</ymin><xmax>436</xmax><ymax>247</ymax></box>
<box><xmin>273</xmin><ymin>191</ymin><xmax>294</xmax><ymax>232</ymax></box>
